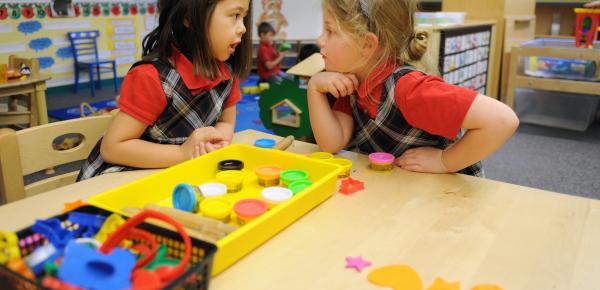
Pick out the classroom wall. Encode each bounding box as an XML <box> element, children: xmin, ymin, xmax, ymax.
<box><xmin>0</xmin><ymin>0</ymin><xmax>158</xmax><ymax>88</ymax></box>
<box><xmin>251</xmin><ymin>0</ymin><xmax>322</xmax><ymax>40</ymax></box>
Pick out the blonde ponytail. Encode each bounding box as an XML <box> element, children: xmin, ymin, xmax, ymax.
<box><xmin>405</xmin><ymin>30</ymin><xmax>428</xmax><ymax>62</ymax></box>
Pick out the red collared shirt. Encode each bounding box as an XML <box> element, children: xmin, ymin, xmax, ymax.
<box><xmin>119</xmin><ymin>50</ymin><xmax>241</xmax><ymax>125</ymax></box>
<box><xmin>256</xmin><ymin>41</ymin><xmax>281</xmax><ymax>79</ymax></box>
<box><xmin>333</xmin><ymin>62</ymin><xmax>477</xmax><ymax>139</ymax></box>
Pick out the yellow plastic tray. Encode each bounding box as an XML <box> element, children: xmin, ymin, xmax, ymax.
<box><xmin>88</xmin><ymin>144</ymin><xmax>342</xmax><ymax>275</ymax></box>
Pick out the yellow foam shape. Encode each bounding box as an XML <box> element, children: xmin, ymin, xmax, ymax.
<box><xmin>427</xmin><ymin>277</ymin><xmax>460</xmax><ymax>290</ymax></box>
<box><xmin>368</xmin><ymin>265</ymin><xmax>422</xmax><ymax>290</ymax></box>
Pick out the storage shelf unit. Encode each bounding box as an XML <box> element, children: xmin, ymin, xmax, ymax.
<box><xmin>506</xmin><ymin>38</ymin><xmax>600</xmax><ymax>109</ymax></box>
<box><xmin>420</xmin><ymin>21</ymin><xmax>497</xmax><ymax>97</ymax></box>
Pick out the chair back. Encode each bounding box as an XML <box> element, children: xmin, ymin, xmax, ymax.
<box><xmin>0</xmin><ymin>114</ymin><xmax>113</xmax><ymax>204</ymax></box>
<box><xmin>67</xmin><ymin>30</ymin><xmax>101</xmax><ymax>63</ymax></box>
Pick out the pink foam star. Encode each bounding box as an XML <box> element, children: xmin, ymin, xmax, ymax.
<box><xmin>345</xmin><ymin>256</ymin><xmax>372</xmax><ymax>272</ymax></box>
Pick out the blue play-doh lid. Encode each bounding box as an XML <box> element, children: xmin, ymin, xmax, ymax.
<box><xmin>254</xmin><ymin>138</ymin><xmax>276</xmax><ymax>148</ymax></box>
<box><xmin>172</xmin><ymin>183</ymin><xmax>200</xmax><ymax>212</ymax></box>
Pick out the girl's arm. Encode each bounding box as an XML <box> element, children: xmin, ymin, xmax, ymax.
<box><xmin>100</xmin><ymin>111</ymin><xmax>225</xmax><ymax>168</ymax></box>
<box><xmin>307</xmin><ymin>72</ymin><xmax>356</xmax><ymax>153</ymax></box>
<box><xmin>215</xmin><ymin>105</ymin><xmax>236</xmax><ymax>142</ymax></box>
<box><xmin>442</xmin><ymin>94</ymin><xmax>519</xmax><ymax>172</ymax></box>
<box><xmin>396</xmin><ymin>94</ymin><xmax>519</xmax><ymax>173</ymax></box>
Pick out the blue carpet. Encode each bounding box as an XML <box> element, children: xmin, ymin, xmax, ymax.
<box><xmin>47</xmin><ymin>74</ymin><xmax>272</xmax><ymax>134</ymax></box>
<box><xmin>48</xmin><ymin>99</ymin><xmax>117</xmax><ymax>120</ymax></box>
<box><xmin>234</xmin><ymin>74</ymin><xmax>272</xmax><ymax>133</ymax></box>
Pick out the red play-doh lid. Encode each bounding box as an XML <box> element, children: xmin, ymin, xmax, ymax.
<box><xmin>234</xmin><ymin>199</ymin><xmax>268</xmax><ymax>219</ymax></box>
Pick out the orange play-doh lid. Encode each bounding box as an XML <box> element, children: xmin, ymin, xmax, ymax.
<box><xmin>254</xmin><ymin>165</ymin><xmax>282</xmax><ymax>180</ymax></box>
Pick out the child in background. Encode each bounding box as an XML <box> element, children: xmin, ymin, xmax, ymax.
<box><xmin>257</xmin><ymin>21</ymin><xmax>291</xmax><ymax>83</ymax></box>
<box><xmin>307</xmin><ymin>0</ymin><xmax>519</xmax><ymax>176</ymax></box>
<box><xmin>77</xmin><ymin>0</ymin><xmax>253</xmax><ymax>180</ymax></box>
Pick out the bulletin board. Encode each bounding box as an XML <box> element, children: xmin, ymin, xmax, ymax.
<box><xmin>439</xmin><ymin>25</ymin><xmax>493</xmax><ymax>95</ymax></box>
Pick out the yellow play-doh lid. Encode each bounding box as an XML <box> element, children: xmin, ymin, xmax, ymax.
<box><xmin>200</xmin><ymin>197</ymin><xmax>233</xmax><ymax>220</ymax></box>
<box><xmin>216</xmin><ymin>170</ymin><xmax>243</xmax><ymax>187</ymax></box>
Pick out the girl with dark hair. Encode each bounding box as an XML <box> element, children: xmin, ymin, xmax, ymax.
<box><xmin>78</xmin><ymin>0</ymin><xmax>253</xmax><ymax>180</ymax></box>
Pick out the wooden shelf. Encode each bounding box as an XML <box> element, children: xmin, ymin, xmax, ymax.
<box><xmin>505</xmin><ymin>40</ymin><xmax>600</xmax><ymax>108</ymax></box>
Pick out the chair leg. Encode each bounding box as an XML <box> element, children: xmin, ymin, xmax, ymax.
<box><xmin>96</xmin><ymin>65</ymin><xmax>102</xmax><ymax>89</ymax></box>
<box><xmin>74</xmin><ymin>66</ymin><xmax>80</xmax><ymax>94</ymax></box>
<box><xmin>88</xmin><ymin>67</ymin><xmax>95</xmax><ymax>98</ymax></box>
<box><xmin>112</xmin><ymin>63</ymin><xmax>118</xmax><ymax>93</ymax></box>
<box><xmin>29</xmin><ymin>92</ymin><xmax>39</xmax><ymax>127</ymax></box>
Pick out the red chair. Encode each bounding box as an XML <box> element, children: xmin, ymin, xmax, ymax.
<box><xmin>68</xmin><ymin>30</ymin><xmax>118</xmax><ymax>97</ymax></box>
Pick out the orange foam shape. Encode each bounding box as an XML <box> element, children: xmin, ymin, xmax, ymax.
<box><xmin>368</xmin><ymin>265</ymin><xmax>422</xmax><ymax>290</ymax></box>
<box><xmin>427</xmin><ymin>277</ymin><xmax>460</xmax><ymax>290</ymax></box>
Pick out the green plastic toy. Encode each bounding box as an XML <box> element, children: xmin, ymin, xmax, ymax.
<box><xmin>278</xmin><ymin>42</ymin><xmax>292</xmax><ymax>52</ymax></box>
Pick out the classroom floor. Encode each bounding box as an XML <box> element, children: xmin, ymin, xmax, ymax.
<box><xmin>22</xmin><ymin>80</ymin><xmax>600</xmax><ymax>199</ymax></box>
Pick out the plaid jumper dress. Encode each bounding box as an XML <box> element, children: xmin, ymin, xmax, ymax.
<box><xmin>346</xmin><ymin>66</ymin><xmax>483</xmax><ymax>177</ymax></box>
<box><xmin>77</xmin><ymin>60</ymin><xmax>234</xmax><ymax>181</ymax></box>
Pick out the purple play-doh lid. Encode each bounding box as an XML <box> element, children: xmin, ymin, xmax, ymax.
<box><xmin>368</xmin><ymin>152</ymin><xmax>395</xmax><ymax>165</ymax></box>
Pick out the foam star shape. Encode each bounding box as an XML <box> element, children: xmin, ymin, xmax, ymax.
<box><xmin>345</xmin><ymin>256</ymin><xmax>372</xmax><ymax>272</ymax></box>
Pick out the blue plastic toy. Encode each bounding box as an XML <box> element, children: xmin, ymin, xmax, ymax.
<box><xmin>68</xmin><ymin>212</ymin><xmax>106</xmax><ymax>238</ymax></box>
<box><xmin>58</xmin><ymin>240</ymin><xmax>136</xmax><ymax>290</ymax></box>
<box><xmin>31</xmin><ymin>218</ymin><xmax>73</xmax><ymax>250</ymax></box>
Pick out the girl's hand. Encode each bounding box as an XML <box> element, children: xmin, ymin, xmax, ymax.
<box><xmin>395</xmin><ymin>147</ymin><xmax>450</xmax><ymax>174</ymax></box>
<box><xmin>308</xmin><ymin>71</ymin><xmax>359</xmax><ymax>98</ymax></box>
<box><xmin>193</xmin><ymin>140</ymin><xmax>229</xmax><ymax>158</ymax></box>
<box><xmin>181</xmin><ymin>127</ymin><xmax>226</xmax><ymax>160</ymax></box>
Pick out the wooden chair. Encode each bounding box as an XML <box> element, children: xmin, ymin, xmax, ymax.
<box><xmin>0</xmin><ymin>55</ymin><xmax>41</xmax><ymax>127</ymax></box>
<box><xmin>0</xmin><ymin>114</ymin><xmax>113</xmax><ymax>204</ymax></box>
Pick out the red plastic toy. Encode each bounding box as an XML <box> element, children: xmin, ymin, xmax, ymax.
<box><xmin>339</xmin><ymin>177</ymin><xmax>365</xmax><ymax>195</ymax></box>
<box><xmin>574</xmin><ymin>8</ymin><xmax>600</xmax><ymax>48</ymax></box>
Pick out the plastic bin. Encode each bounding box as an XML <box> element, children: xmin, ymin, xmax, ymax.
<box><xmin>515</xmin><ymin>88</ymin><xmax>600</xmax><ymax>131</ymax></box>
<box><xmin>0</xmin><ymin>205</ymin><xmax>217</xmax><ymax>290</ymax></box>
<box><xmin>521</xmin><ymin>38</ymin><xmax>600</xmax><ymax>82</ymax></box>
<box><xmin>88</xmin><ymin>144</ymin><xmax>343</xmax><ymax>275</ymax></box>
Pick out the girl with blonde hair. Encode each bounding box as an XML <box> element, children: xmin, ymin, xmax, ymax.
<box><xmin>308</xmin><ymin>0</ymin><xmax>519</xmax><ymax>176</ymax></box>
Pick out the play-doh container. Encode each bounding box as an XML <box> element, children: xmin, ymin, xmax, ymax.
<box><xmin>200</xmin><ymin>197</ymin><xmax>233</xmax><ymax>222</ymax></box>
<box><xmin>215</xmin><ymin>170</ymin><xmax>243</xmax><ymax>193</ymax></box>
<box><xmin>325</xmin><ymin>158</ymin><xmax>353</xmax><ymax>178</ymax></box>
<box><xmin>218</xmin><ymin>159</ymin><xmax>244</xmax><ymax>171</ymax></box>
<box><xmin>261</xmin><ymin>187</ymin><xmax>293</xmax><ymax>208</ymax></box>
<box><xmin>308</xmin><ymin>151</ymin><xmax>334</xmax><ymax>160</ymax></box>
<box><xmin>368</xmin><ymin>152</ymin><xmax>395</xmax><ymax>171</ymax></box>
<box><xmin>172</xmin><ymin>183</ymin><xmax>203</xmax><ymax>212</ymax></box>
<box><xmin>288</xmin><ymin>180</ymin><xmax>313</xmax><ymax>194</ymax></box>
<box><xmin>198</xmin><ymin>182</ymin><xmax>227</xmax><ymax>198</ymax></box>
<box><xmin>233</xmin><ymin>199</ymin><xmax>268</xmax><ymax>226</ymax></box>
<box><xmin>280</xmin><ymin>169</ymin><xmax>309</xmax><ymax>187</ymax></box>
<box><xmin>254</xmin><ymin>165</ymin><xmax>282</xmax><ymax>187</ymax></box>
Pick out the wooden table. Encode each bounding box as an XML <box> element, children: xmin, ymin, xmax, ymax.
<box><xmin>1</xmin><ymin>129</ymin><xmax>599</xmax><ymax>290</ymax></box>
<box><xmin>0</xmin><ymin>74</ymin><xmax>50</xmax><ymax>126</ymax></box>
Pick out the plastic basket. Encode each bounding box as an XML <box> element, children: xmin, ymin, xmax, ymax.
<box><xmin>0</xmin><ymin>205</ymin><xmax>217</xmax><ymax>290</ymax></box>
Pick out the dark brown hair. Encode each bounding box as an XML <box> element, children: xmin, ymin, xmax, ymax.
<box><xmin>142</xmin><ymin>0</ymin><xmax>253</xmax><ymax>80</ymax></box>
